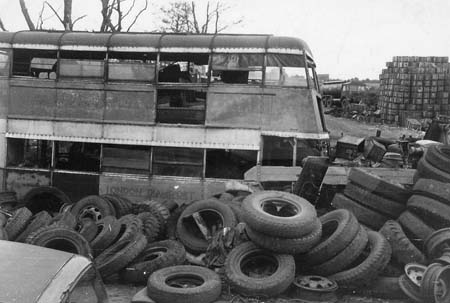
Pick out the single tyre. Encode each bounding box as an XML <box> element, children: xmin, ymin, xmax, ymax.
<box><xmin>176</xmin><ymin>199</ymin><xmax>236</xmax><ymax>253</ymax></box>
<box><xmin>224</xmin><ymin>241</ymin><xmax>295</xmax><ymax>297</ymax></box>
<box><xmin>120</xmin><ymin>240</ymin><xmax>186</xmax><ymax>284</ymax></box>
<box><xmin>425</xmin><ymin>145</ymin><xmax>450</xmax><ymax>174</ymax></box>
<box><xmin>416</xmin><ymin>157</ymin><xmax>450</xmax><ymax>183</ymax></box>
<box><xmin>137</xmin><ymin>212</ymin><xmax>160</xmax><ymax>243</ymax></box>
<box><xmin>344</xmin><ymin>182</ymin><xmax>405</xmax><ymax>218</ymax></box>
<box><xmin>71</xmin><ymin>195</ymin><xmax>116</xmax><ymax>222</ymax></box>
<box><xmin>332</xmin><ymin>193</ymin><xmax>389</xmax><ymax>230</ymax></box>
<box><xmin>48</xmin><ymin>211</ymin><xmax>77</xmax><ymax>229</ymax></box>
<box><xmin>27</xmin><ymin>225</ymin><xmax>92</xmax><ymax>257</ymax></box>
<box><xmin>5</xmin><ymin>207</ymin><xmax>32</xmax><ymax>240</ymax></box>
<box><xmin>424</xmin><ymin>228</ymin><xmax>450</xmax><ymax>260</ymax></box>
<box><xmin>147</xmin><ymin>265</ymin><xmax>221</xmax><ymax>303</ymax></box>
<box><xmin>379</xmin><ymin>220</ymin><xmax>426</xmax><ymax>265</ymax></box>
<box><xmin>420</xmin><ymin>263</ymin><xmax>444</xmax><ymax>301</ymax></box>
<box><xmin>242</xmin><ymin>191</ymin><xmax>317</xmax><ymax>238</ymax></box>
<box><xmin>348</xmin><ymin>168</ymin><xmax>411</xmax><ymax>203</ymax></box>
<box><xmin>311</xmin><ymin>225</ymin><xmax>368</xmax><ymax>276</ymax></box>
<box><xmin>101</xmin><ymin>194</ymin><xmax>134</xmax><ymax>218</ymax></box>
<box><xmin>15</xmin><ymin>210</ymin><xmax>52</xmax><ymax>243</ymax></box>
<box><xmin>245</xmin><ymin>218</ymin><xmax>322</xmax><ymax>254</ymax></box>
<box><xmin>397</xmin><ymin>211</ymin><xmax>434</xmax><ymax>245</ymax></box>
<box><xmin>23</xmin><ymin>186</ymin><xmax>71</xmax><ymax>215</ymax></box>
<box><xmin>96</xmin><ymin>233</ymin><xmax>147</xmax><ymax>278</ymax></box>
<box><xmin>90</xmin><ymin>215</ymin><xmax>121</xmax><ymax>255</ymax></box>
<box><xmin>140</xmin><ymin>200</ymin><xmax>170</xmax><ymax>221</ymax></box>
<box><xmin>398</xmin><ymin>274</ymin><xmax>424</xmax><ymax>303</ymax></box>
<box><xmin>413</xmin><ymin>178</ymin><xmax>450</xmax><ymax>206</ymax></box>
<box><xmin>133</xmin><ymin>202</ymin><xmax>166</xmax><ymax>238</ymax></box>
<box><xmin>328</xmin><ymin>231</ymin><xmax>392</xmax><ymax>287</ymax></box>
<box><xmin>301</xmin><ymin>209</ymin><xmax>360</xmax><ymax>265</ymax></box>
<box><xmin>407</xmin><ymin>195</ymin><xmax>450</xmax><ymax>230</ymax></box>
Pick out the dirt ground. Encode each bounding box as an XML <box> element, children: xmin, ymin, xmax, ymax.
<box><xmin>105</xmin><ymin>115</ymin><xmax>418</xmax><ymax>303</ymax></box>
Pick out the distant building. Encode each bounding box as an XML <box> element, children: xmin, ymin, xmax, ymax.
<box><xmin>317</xmin><ymin>74</ymin><xmax>330</xmax><ymax>82</ymax></box>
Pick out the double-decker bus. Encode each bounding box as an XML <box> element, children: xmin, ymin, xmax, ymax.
<box><xmin>0</xmin><ymin>31</ymin><xmax>328</xmax><ymax>204</ymax></box>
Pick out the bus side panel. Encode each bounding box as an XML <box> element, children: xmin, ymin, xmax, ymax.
<box><xmin>105</xmin><ymin>89</ymin><xmax>155</xmax><ymax>123</ymax></box>
<box><xmin>262</xmin><ymin>88</ymin><xmax>321</xmax><ymax>133</ymax></box>
<box><xmin>99</xmin><ymin>175</ymin><xmax>227</xmax><ymax>205</ymax></box>
<box><xmin>56</xmin><ymin>88</ymin><xmax>104</xmax><ymax>121</ymax></box>
<box><xmin>9</xmin><ymin>81</ymin><xmax>56</xmax><ymax>118</ymax></box>
<box><xmin>5</xmin><ymin>170</ymin><xmax>51</xmax><ymax>200</ymax></box>
<box><xmin>206</xmin><ymin>88</ymin><xmax>263</xmax><ymax>129</ymax></box>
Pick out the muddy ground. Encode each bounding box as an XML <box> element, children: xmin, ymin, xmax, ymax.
<box><xmin>105</xmin><ymin>114</ymin><xmax>418</xmax><ymax>303</ymax></box>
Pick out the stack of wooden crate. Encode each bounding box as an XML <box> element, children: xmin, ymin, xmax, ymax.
<box><xmin>378</xmin><ymin>56</ymin><xmax>450</xmax><ymax>126</ymax></box>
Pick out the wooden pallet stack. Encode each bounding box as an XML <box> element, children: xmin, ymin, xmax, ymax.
<box><xmin>378</xmin><ymin>56</ymin><xmax>450</xmax><ymax>125</ymax></box>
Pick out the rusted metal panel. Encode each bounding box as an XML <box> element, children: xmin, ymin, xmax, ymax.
<box><xmin>53</xmin><ymin>121</ymin><xmax>103</xmax><ymax>139</ymax></box>
<box><xmin>7</xmin><ymin>119</ymin><xmax>53</xmax><ymax>136</ymax></box>
<box><xmin>103</xmin><ymin>124</ymin><xmax>154</xmax><ymax>143</ymax></box>
<box><xmin>9</xmin><ymin>85</ymin><xmax>56</xmax><ymax>118</ymax></box>
<box><xmin>109</xmin><ymin>33</ymin><xmax>160</xmax><ymax>52</ymax></box>
<box><xmin>99</xmin><ymin>174</ymin><xmax>228</xmax><ymax>205</ymax></box>
<box><xmin>53</xmin><ymin>172</ymin><xmax>99</xmax><ymax>203</ymax></box>
<box><xmin>160</xmin><ymin>35</ymin><xmax>213</xmax><ymax>53</ymax></box>
<box><xmin>60</xmin><ymin>32</ymin><xmax>110</xmax><ymax>51</ymax></box>
<box><xmin>206</xmin><ymin>89</ymin><xmax>264</xmax><ymax>129</ymax></box>
<box><xmin>0</xmin><ymin>79</ymin><xmax>9</xmax><ymax>119</ymax></box>
<box><xmin>6</xmin><ymin>169</ymin><xmax>50</xmax><ymax>200</ymax></box>
<box><xmin>153</xmin><ymin>125</ymin><xmax>206</xmax><ymax>147</ymax></box>
<box><xmin>205</xmin><ymin>128</ymin><xmax>260</xmax><ymax>150</ymax></box>
<box><xmin>105</xmin><ymin>89</ymin><xmax>155</xmax><ymax>123</ymax></box>
<box><xmin>56</xmin><ymin>88</ymin><xmax>104</xmax><ymax>121</ymax></box>
<box><xmin>12</xmin><ymin>31</ymin><xmax>62</xmax><ymax>50</ymax></box>
<box><xmin>261</xmin><ymin>88</ymin><xmax>320</xmax><ymax>133</ymax></box>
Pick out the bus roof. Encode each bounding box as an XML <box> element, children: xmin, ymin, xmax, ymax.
<box><xmin>0</xmin><ymin>31</ymin><xmax>313</xmax><ymax>58</ymax></box>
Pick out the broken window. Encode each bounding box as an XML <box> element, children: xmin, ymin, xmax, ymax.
<box><xmin>152</xmin><ymin>147</ymin><xmax>203</xmax><ymax>177</ymax></box>
<box><xmin>7</xmin><ymin>138</ymin><xmax>51</xmax><ymax>169</ymax></box>
<box><xmin>0</xmin><ymin>50</ymin><xmax>10</xmax><ymax>77</ymax></box>
<box><xmin>156</xmin><ymin>89</ymin><xmax>206</xmax><ymax>124</ymax></box>
<box><xmin>59</xmin><ymin>50</ymin><xmax>105</xmax><ymax>79</ymax></box>
<box><xmin>308</xmin><ymin>65</ymin><xmax>318</xmax><ymax>90</ymax></box>
<box><xmin>12</xmin><ymin>49</ymin><xmax>57</xmax><ymax>78</ymax></box>
<box><xmin>158</xmin><ymin>53</ymin><xmax>209</xmax><ymax>83</ymax></box>
<box><xmin>55</xmin><ymin>141</ymin><xmax>100</xmax><ymax>172</ymax></box>
<box><xmin>296</xmin><ymin>139</ymin><xmax>322</xmax><ymax>166</ymax></box>
<box><xmin>102</xmin><ymin>144</ymin><xmax>150</xmax><ymax>174</ymax></box>
<box><xmin>265</xmin><ymin>54</ymin><xmax>307</xmax><ymax>87</ymax></box>
<box><xmin>262</xmin><ymin>136</ymin><xmax>294</xmax><ymax>166</ymax></box>
<box><xmin>206</xmin><ymin>149</ymin><xmax>257</xmax><ymax>179</ymax></box>
<box><xmin>108</xmin><ymin>52</ymin><xmax>156</xmax><ymax>82</ymax></box>
<box><xmin>211</xmin><ymin>54</ymin><xmax>263</xmax><ymax>84</ymax></box>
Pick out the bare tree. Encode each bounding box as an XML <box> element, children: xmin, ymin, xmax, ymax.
<box><xmin>100</xmin><ymin>0</ymin><xmax>149</xmax><ymax>32</ymax></box>
<box><xmin>19</xmin><ymin>0</ymin><xmax>36</xmax><ymax>30</ymax></box>
<box><xmin>159</xmin><ymin>1</ymin><xmax>243</xmax><ymax>34</ymax></box>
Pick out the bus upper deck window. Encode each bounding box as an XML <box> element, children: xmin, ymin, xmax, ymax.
<box><xmin>12</xmin><ymin>49</ymin><xmax>57</xmax><ymax>79</ymax></box>
<box><xmin>265</xmin><ymin>54</ymin><xmax>308</xmax><ymax>87</ymax></box>
<box><xmin>158</xmin><ymin>53</ymin><xmax>209</xmax><ymax>84</ymax></box>
<box><xmin>211</xmin><ymin>54</ymin><xmax>263</xmax><ymax>85</ymax></box>
<box><xmin>108</xmin><ymin>52</ymin><xmax>156</xmax><ymax>82</ymax></box>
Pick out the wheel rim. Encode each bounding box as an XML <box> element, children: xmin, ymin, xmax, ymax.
<box><xmin>405</xmin><ymin>263</ymin><xmax>427</xmax><ymax>287</ymax></box>
<box><xmin>260</xmin><ymin>199</ymin><xmax>299</xmax><ymax>217</ymax></box>
<box><xmin>182</xmin><ymin>209</ymin><xmax>224</xmax><ymax>241</ymax></box>
<box><xmin>240</xmin><ymin>251</ymin><xmax>278</xmax><ymax>278</ymax></box>
<box><xmin>166</xmin><ymin>274</ymin><xmax>204</xmax><ymax>289</ymax></box>
<box><xmin>398</xmin><ymin>274</ymin><xmax>423</xmax><ymax>302</ymax></box>
<box><xmin>79</xmin><ymin>206</ymin><xmax>103</xmax><ymax>221</ymax></box>
<box><xmin>143</xmin><ymin>246</ymin><xmax>168</xmax><ymax>261</ymax></box>
<box><xmin>425</xmin><ymin>228</ymin><xmax>450</xmax><ymax>259</ymax></box>
<box><xmin>294</xmin><ymin>275</ymin><xmax>338</xmax><ymax>292</ymax></box>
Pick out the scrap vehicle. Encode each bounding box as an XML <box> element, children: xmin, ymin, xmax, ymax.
<box><xmin>0</xmin><ymin>239</ymin><xmax>108</xmax><ymax>303</ymax></box>
<box><xmin>322</xmin><ymin>80</ymin><xmax>379</xmax><ymax>109</ymax></box>
<box><xmin>0</xmin><ymin>31</ymin><xmax>329</xmax><ymax>204</ymax></box>
<box><xmin>320</xmin><ymin>79</ymin><xmax>349</xmax><ymax>107</ymax></box>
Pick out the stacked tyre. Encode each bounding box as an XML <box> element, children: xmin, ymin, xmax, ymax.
<box><xmin>242</xmin><ymin>191</ymin><xmax>322</xmax><ymax>255</ymax></box>
<box><xmin>414</xmin><ymin>144</ymin><xmax>450</xmax><ymax>183</ymax></box>
<box><xmin>298</xmin><ymin>209</ymin><xmax>392</xmax><ymax>288</ymax></box>
<box><xmin>332</xmin><ymin>167</ymin><xmax>410</xmax><ymax>230</ymax></box>
<box><xmin>397</xmin><ymin>178</ymin><xmax>450</xmax><ymax>249</ymax></box>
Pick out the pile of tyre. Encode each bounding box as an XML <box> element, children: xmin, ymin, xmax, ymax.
<box><xmin>331</xmin><ymin>167</ymin><xmax>410</xmax><ymax>230</ymax></box>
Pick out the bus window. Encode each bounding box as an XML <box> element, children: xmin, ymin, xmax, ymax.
<box><xmin>265</xmin><ymin>54</ymin><xmax>307</xmax><ymax>87</ymax></box>
<box><xmin>108</xmin><ymin>52</ymin><xmax>156</xmax><ymax>82</ymax></box>
<box><xmin>156</xmin><ymin>89</ymin><xmax>206</xmax><ymax>125</ymax></box>
<box><xmin>12</xmin><ymin>49</ymin><xmax>57</xmax><ymax>79</ymax></box>
<box><xmin>211</xmin><ymin>54</ymin><xmax>263</xmax><ymax>84</ymax></box>
<box><xmin>152</xmin><ymin>147</ymin><xmax>203</xmax><ymax>177</ymax></box>
<box><xmin>0</xmin><ymin>50</ymin><xmax>10</xmax><ymax>77</ymax></box>
<box><xmin>308</xmin><ymin>66</ymin><xmax>318</xmax><ymax>90</ymax></box>
<box><xmin>262</xmin><ymin>136</ymin><xmax>294</xmax><ymax>166</ymax></box>
<box><xmin>55</xmin><ymin>142</ymin><xmax>100</xmax><ymax>172</ymax></box>
<box><xmin>102</xmin><ymin>144</ymin><xmax>150</xmax><ymax>174</ymax></box>
<box><xmin>7</xmin><ymin>139</ymin><xmax>51</xmax><ymax>169</ymax></box>
<box><xmin>206</xmin><ymin>149</ymin><xmax>257</xmax><ymax>179</ymax></box>
<box><xmin>59</xmin><ymin>51</ymin><xmax>106</xmax><ymax>79</ymax></box>
<box><xmin>295</xmin><ymin>139</ymin><xmax>322</xmax><ymax>166</ymax></box>
<box><xmin>158</xmin><ymin>53</ymin><xmax>209</xmax><ymax>83</ymax></box>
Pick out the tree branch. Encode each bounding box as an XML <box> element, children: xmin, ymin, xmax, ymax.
<box><xmin>44</xmin><ymin>1</ymin><xmax>64</xmax><ymax>25</ymax></box>
<box><xmin>72</xmin><ymin>14</ymin><xmax>87</xmax><ymax>26</ymax></box>
<box><xmin>126</xmin><ymin>0</ymin><xmax>148</xmax><ymax>32</ymax></box>
<box><xmin>122</xmin><ymin>0</ymin><xmax>136</xmax><ymax>19</ymax></box>
<box><xmin>191</xmin><ymin>2</ymin><xmax>200</xmax><ymax>34</ymax></box>
<box><xmin>0</xmin><ymin>18</ymin><xmax>6</xmax><ymax>31</ymax></box>
<box><xmin>19</xmin><ymin>0</ymin><xmax>36</xmax><ymax>30</ymax></box>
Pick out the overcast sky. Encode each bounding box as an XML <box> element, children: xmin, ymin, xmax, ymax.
<box><xmin>1</xmin><ymin>0</ymin><xmax>449</xmax><ymax>80</ymax></box>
